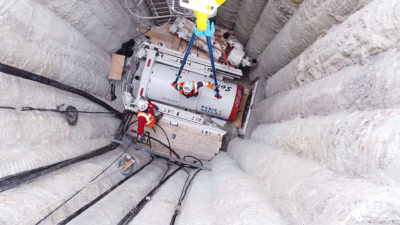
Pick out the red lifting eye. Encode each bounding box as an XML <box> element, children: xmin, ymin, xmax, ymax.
<box><xmin>147</xmin><ymin>59</ymin><xmax>151</xmax><ymax>67</ymax></box>
<box><xmin>140</xmin><ymin>88</ymin><xmax>144</xmax><ymax>96</ymax></box>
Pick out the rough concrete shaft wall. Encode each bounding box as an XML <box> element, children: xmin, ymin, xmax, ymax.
<box><xmin>250</xmin><ymin>0</ymin><xmax>369</xmax><ymax>80</ymax></box>
<box><xmin>129</xmin><ymin>170</ymin><xmax>187</xmax><ymax>225</ymax></box>
<box><xmin>252</xmin><ymin>109</ymin><xmax>400</xmax><ymax>183</ymax></box>
<box><xmin>177</xmin><ymin>153</ymin><xmax>287</xmax><ymax>225</ymax></box>
<box><xmin>0</xmin><ymin>139</ymin><xmax>111</xmax><ymax>178</ymax></box>
<box><xmin>245</xmin><ymin>0</ymin><xmax>302</xmax><ymax>59</ymax></box>
<box><xmin>0</xmin><ymin>109</ymin><xmax>119</xmax><ymax>178</ymax></box>
<box><xmin>257</xmin><ymin>49</ymin><xmax>400</xmax><ymax>123</ymax></box>
<box><xmin>36</xmin><ymin>0</ymin><xmax>138</xmax><ymax>53</ymax></box>
<box><xmin>265</xmin><ymin>0</ymin><xmax>400</xmax><ymax>96</ymax></box>
<box><xmin>41</xmin><ymin>151</ymin><xmax>150</xmax><ymax>225</ymax></box>
<box><xmin>215</xmin><ymin>0</ymin><xmax>244</xmax><ymax>29</ymax></box>
<box><xmin>0</xmin><ymin>0</ymin><xmax>111</xmax><ymax>97</ymax></box>
<box><xmin>0</xmin><ymin>150</ymin><xmax>124</xmax><ymax>225</ymax></box>
<box><xmin>175</xmin><ymin>170</ymin><xmax>215</xmax><ymax>225</ymax></box>
<box><xmin>210</xmin><ymin>153</ymin><xmax>286</xmax><ymax>225</ymax></box>
<box><xmin>0</xmin><ymin>112</ymin><xmax>118</xmax><ymax>150</ymax></box>
<box><xmin>0</xmin><ymin>2</ymin><xmax>126</xmax><ymax>222</ymax></box>
<box><xmin>233</xmin><ymin>0</ymin><xmax>268</xmax><ymax>45</ymax></box>
<box><xmin>228</xmin><ymin>139</ymin><xmax>400</xmax><ymax>225</ymax></box>
<box><xmin>0</xmin><ymin>74</ymin><xmax>108</xmax><ymax>112</ymax></box>
<box><xmin>69</xmin><ymin>161</ymin><xmax>167</xmax><ymax>225</ymax></box>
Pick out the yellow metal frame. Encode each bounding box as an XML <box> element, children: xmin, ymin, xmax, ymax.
<box><xmin>180</xmin><ymin>0</ymin><xmax>226</xmax><ymax>31</ymax></box>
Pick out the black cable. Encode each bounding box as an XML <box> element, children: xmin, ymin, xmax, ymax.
<box><xmin>0</xmin><ymin>142</ymin><xmax>119</xmax><ymax>193</ymax></box>
<box><xmin>35</xmin><ymin>144</ymin><xmax>132</xmax><ymax>225</ymax></box>
<box><xmin>126</xmin><ymin>132</ymin><xmax>181</xmax><ymax>160</ymax></box>
<box><xmin>122</xmin><ymin>114</ymin><xmax>206</xmax><ymax>169</ymax></box>
<box><xmin>170</xmin><ymin>156</ymin><xmax>204</xmax><ymax>225</ymax></box>
<box><xmin>123</xmin><ymin>117</ymin><xmax>136</xmax><ymax>135</ymax></box>
<box><xmin>123</xmin><ymin>119</ymin><xmax>181</xmax><ymax>159</ymax></box>
<box><xmin>155</xmin><ymin>123</ymin><xmax>171</xmax><ymax>149</ymax></box>
<box><xmin>20</xmin><ymin>106</ymin><xmax>115</xmax><ymax>114</ymax></box>
<box><xmin>58</xmin><ymin>157</ymin><xmax>155</xmax><ymax>225</ymax></box>
<box><xmin>117</xmin><ymin>166</ymin><xmax>183</xmax><ymax>225</ymax></box>
<box><xmin>0</xmin><ymin>106</ymin><xmax>16</xmax><ymax>110</ymax></box>
<box><xmin>110</xmin><ymin>83</ymin><xmax>117</xmax><ymax>101</ymax></box>
<box><xmin>115</xmin><ymin>111</ymin><xmax>135</xmax><ymax>140</ymax></box>
<box><xmin>0</xmin><ymin>62</ymin><xmax>122</xmax><ymax>118</ymax></box>
<box><xmin>170</xmin><ymin>169</ymin><xmax>201</xmax><ymax>225</ymax></box>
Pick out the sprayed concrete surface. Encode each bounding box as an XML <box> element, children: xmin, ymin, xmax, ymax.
<box><xmin>177</xmin><ymin>153</ymin><xmax>287</xmax><ymax>225</ymax></box>
<box><xmin>233</xmin><ymin>0</ymin><xmax>267</xmax><ymax>45</ymax></box>
<box><xmin>1</xmin><ymin>0</ymin><xmax>400</xmax><ymax>224</ymax></box>
<box><xmin>129</xmin><ymin>169</ymin><xmax>188</xmax><ymax>225</ymax></box>
<box><xmin>245</xmin><ymin>0</ymin><xmax>303</xmax><ymax>59</ymax></box>
<box><xmin>229</xmin><ymin>139</ymin><xmax>400</xmax><ymax>225</ymax></box>
<box><xmin>265</xmin><ymin>0</ymin><xmax>400</xmax><ymax>96</ymax></box>
<box><xmin>0</xmin><ymin>149</ymin><xmax>126</xmax><ymax>225</ymax></box>
<box><xmin>252</xmin><ymin>109</ymin><xmax>400</xmax><ymax>184</ymax></box>
<box><xmin>250</xmin><ymin>0</ymin><xmax>370</xmax><ymax>80</ymax></box>
<box><xmin>257</xmin><ymin>49</ymin><xmax>400</xmax><ymax>123</ymax></box>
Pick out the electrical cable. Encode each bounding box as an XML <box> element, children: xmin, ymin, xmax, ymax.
<box><xmin>169</xmin><ymin>155</ymin><xmax>203</xmax><ymax>224</ymax></box>
<box><xmin>0</xmin><ymin>143</ymin><xmax>120</xmax><ymax>193</ymax></box>
<box><xmin>118</xmin><ymin>111</ymin><xmax>207</xmax><ymax>170</ymax></box>
<box><xmin>159</xmin><ymin>161</ymin><xmax>172</xmax><ymax>184</ymax></box>
<box><xmin>123</xmin><ymin>117</ymin><xmax>181</xmax><ymax>159</ymax></box>
<box><xmin>0</xmin><ymin>106</ymin><xmax>16</xmax><ymax>110</ymax></box>
<box><xmin>155</xmin><ymin>123</ymin><xmax>171</xmax><ymax>150</ymax></box>
<box><xmin>169</xmin><ymin>168</ymin><xmax>201</xmax><ymax>225</ymax></box>
<box><xmin>126</xmin><ymin>132</ymin><xmax>181</xmax><ymax>160</ymax></box>
<box><xmin>57</xmin><ymin>156</ymin><xmax>155</xmax><ymax>225</ymax></box>
<box><xmin>35</xmin><ymin>144</ymin><xmax>132</xmax><ymax>225</ymax></box>
<box><xmin>20</xmin><ymin>106</ymin><xmax>116</xmax><ymax>114</ymax></box>
<box><xmin>119</xmin><ymin>111</ymin><xmax>204</xmax><ymax>169</ymax></box>
<box><xmin>0</xmin><ymin>62</ymin><xmax>122</xmax><ymax>118</ymax></box>
<box><xmin>117</xmin><ymin>165</ymin><xmax>183</xmax><ymax>225</ymax></box>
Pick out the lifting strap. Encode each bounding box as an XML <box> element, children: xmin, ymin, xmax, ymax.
<box><xmin>173</xmin><ymin>20</ymin><xmax>221</xmax><ymax>99</ymax></box>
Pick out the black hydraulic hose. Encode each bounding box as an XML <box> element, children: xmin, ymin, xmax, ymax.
<box><xmin>123</xmin><ymin>118</ymin><xmax>137</xmax><ymax>136</ymax></box>
<box><xmin>170</xmin><ymin>156</ymin><xmax>204</xmax><ymax>224</ymax></box>
<box><xmin>0</xmin><ymin>142</ymin><xmax>119</xmax><ymax>193</ymax></box>
<box><xmin>124</xmin><ymin>120</ymin><xmax>181</xmax><ymax>159</ymax></box>
<box><xmin>170</xmin><ymin>169</ymin><xmax>201</xmax><ymax>225</ymax></box>
<box><xmin>0</xmin><ymin>62</ymin><xmax>122</xmax><ymax>118</ymax></box>
<box><xmin>115</xmin><ymin>112</ymin><xmax>130</xmax><ymax>140</ymax></box>
<box><xmin>126</xmin><ymin>132</ymin><xmax>181</xmax><ymax>160</ymax></box>
<box><xmin>117</xmin><ymin>166</ymin><xmax>183</xmax><ymax>225</ymax></box>
<box><xmin>155</xmin><ymin>123</ymin><xmax>171</xmax><ymax>149</ymax></box>
<box><xmin>58</xmin><ymin>157</ymin><xmax>155</xmax><ymax>225</ymax></box>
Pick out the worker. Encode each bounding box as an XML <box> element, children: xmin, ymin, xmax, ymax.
<box><xmin>136</xmin><ymin>98</ymin><xmax>159</xmax><ymax>141</ymax></box>
<box><xmin>171</xmin><ymin>81</ymin><xmax>215</xmax><ymax>98</ymax></box>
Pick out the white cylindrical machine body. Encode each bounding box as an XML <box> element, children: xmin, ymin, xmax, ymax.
<box><xmin>146</xmin><ymin>63</ymin><xmax>242</xmax><ymax>121</ymax></box>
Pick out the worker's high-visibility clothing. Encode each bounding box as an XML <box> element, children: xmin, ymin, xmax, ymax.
<box><xmin>138</xmin><ymin>111</ymin><xmax>156</xmax><ymax>127</ymax></box>
<box><xmin>172</xmin><ymin>81</ymin><xmax>215</xmax><ymax>97</ymax></box>
<box><xmin>137</xmin><ymin>102</ymin><xmax>157</xmax><ymax>136</ymax></box>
